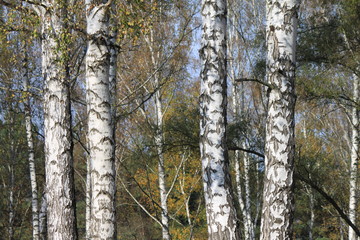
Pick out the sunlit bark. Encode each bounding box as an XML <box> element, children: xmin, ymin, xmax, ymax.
<box><xmin>40</xmin><ymin>1</ymin><xmax>77</xmax><ymax>239</ymax></box>
<box><xmin>23</xmin><ymin>44</ymin><xmax>39</xmax><ymax>240</ymax></box>
<box><xmin>348</xmin><ymin>73</ymin><xmax>359</xmax><ymax>240</ymax></box>
<box><xmin>86</xmin><ymin>1</ymin><xmax>116</xmax><ymax>238</ymax></box>
<box><xmin>39</xmin><ymin>192</ymin><xmax>47</xmax><ymax>240</ymax></box>
<box><xmin>200</xmin><ymin>0</ymin><xmax>240</xmax><ymax>239</ymax></box>
<box><xmin>260</xmin><ymin>0</ymin><xmax>299</xmax><ymax>239</ymax></box>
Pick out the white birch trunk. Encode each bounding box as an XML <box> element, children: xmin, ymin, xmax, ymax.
<box><xmin>41</xmin><ymin>0</ymin><xmax>77</xmax><ymax>240</ymax></box>
<box><xmin>23</xmin><ymin>46</ymin><xmax>40</xmax><ymax>240</ymax></box>
<box><xmin>234</xmin><ymin>151</ymin><xmax>248</xmax><ymax>236</ymax></box>
<box><xmin>40</xmin><ymin>1</ymin><xmax>77</xmax><ymax>238</ymax></box>
<box><xmin>349</xmin><ymin>73</ymin><xmax>359</xmax><ymax>240</ymax></box>
<box><xmin>86</xmin><ymin>1</ymin><xmax>116</xmax><ymax>238</ymax></box>
<box><xmin>309</xmin><ymin>187</ymin><xmax>315</xmax><ymax>240</ymax></box>
<box><xmin>155</xmin><ymin>91</ymin><xmax>170</xmax><ymax>240</ymax></box>
<box><xmin>200</xmin><ymin>1</ymin><xmax>240</xmax><ymax>239</ymax></box>
<box><xmin>144</xmin><ymin>6</ymin><xmax>171</xmax><ymax>237</ymax></box>
<box><xmin>228</xmin><ymin>2</ymin><xmax>255</xmax><ymax>236</ymax></box>
<box><xmin>148</xmin><ymin>26</ymin><xmax>171</xmax><ymax>239</ymax></box>
<box><xmin>243</xmin><ymin>152</ymin><xmax>254</xmax><ymax>240</ymax></box>
<box><xmin>85</xmin><ymin>154</ymin><xmax>91</xmax><ymax>240</ymax></box>
<box><xmin>232</xmin><ymin>84</ymin><xmax>250</xmax><ymax>239</ymax></box>
<box><xmin>39</xmin><ymin>192</ymin><xmax>47</xmax><ymax>240</ymax></box>
<box><xmin>8</xmin><ymin>160</ymin><xmax>14</xmax><ymax>240</ymax></box>
<box><xmin>260</xmin><ymin>0</ymin><xmax>299</xmax><ymax>239</ymax></box>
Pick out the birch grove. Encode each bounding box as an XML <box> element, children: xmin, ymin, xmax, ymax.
<box><xmin>1</xmin><ymin>0</ymin><xmax>360</xmax><ymax>239</ymax></box>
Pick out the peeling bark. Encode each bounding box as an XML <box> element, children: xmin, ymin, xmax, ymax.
<box><xmin>260</xmin><ymin>0</ymin><xmax>299</xmax><ymax>239</ymax></box>
<box><xmin>86</xmin><ymin>1</ymin><xmax>116</xmax><ymax>238</ymax></box>
<box><xmin>200</xmin><ymin>1</ymin><xmax>240</xmax><ymax>239</ymax></box>
<box><xmin>40</xmin><ymin>1</ymin><xmax>77</xmax><ymax>239</ymax></box>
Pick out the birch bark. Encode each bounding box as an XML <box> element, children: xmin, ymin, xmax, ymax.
<box><xmin>86</xmin><ymin>1</ymin><xmax>116</xmax><ymax>238</ymax></box>
<box><xmin>147</xmin><ymin>24</ymin><xmax>171</xmax><ymax>240</ymax></box>
<box><xmin>348</xmin><ymin>73</ymin><xmax>359</xmax><ymax>240</ymax></box>
<box><xmin>200</xmin><ymin>1</ymin><xmax>240</xmax><ymax>239</ymax></box>
<box><xmin>243</xmin><ymin>151</ymin><xmax>254</xmax><ymax>240</ymax></box>
<box><xmin>154</xmin><ymin>85</ymin><xmax>170</xmax><ymax>240</ymax></box>
<box><xmin>23</xmin><ymin>44</ymin><xmax>39</xmax><ymax>240</ymax></box>
<box><xmin>228</xmin><ymin>5</ymin><xmax>254</xmax><ymax>236</ymax></box>
<box><xmin>260</xmin><ymin>0</ymin><xmax>299</xmax><ymax>239</ymax></box>
<box><xmin>8</xmin><ymin>156</ymin><xmax>14</xmax><ymax>240</ymax></box>
<box><xmin>39</xmin><ymin>192</ymin><xmax>47</xmax><ymax>240</ymax></box>
<box><xmin>40</xmin><ymin>1</ymin><xmax>77</xmax><ymax>239</ymax></box>
<box><xmin>85</xmin><ymin>152</ymin><xmax>91</xmax><ymax>240</ymax></box>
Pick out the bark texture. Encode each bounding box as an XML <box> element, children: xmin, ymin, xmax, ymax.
<box><xmin>260</xmin><ymin>0</ymin><xmax>299</xmax><ymax>239</ymax></box>
<box><xmin>155</xmin><ymin>82</ymin><xmax>170</xmax><ymax>240</ymax></box>
<box><xmin>41</xmin><ymin>1</ymin><xmax>77</xmax><ymax>239</ymax></box>
<box><xmin>200</xmin><ymin>1</ymin><xmax>240</xmax><ymax>239</ymax></box>
<box><xmin>23</xmin><ymin>45</ymin><xmax>39</xmax><ymax>240</ymax></box>
<box><xmin>86</xmin><ymin>1</ymin><xmax>116</xmax><ymax>239</ymax></box>
<box><xmin>39</xmin><ymin>192</ymin><xmax>47</xmax><ymax>240</ymax></box>
<box><xmin>348</xmin><ymin>73</ymin><xmax>359</xmax><ymax>240</ymax></box>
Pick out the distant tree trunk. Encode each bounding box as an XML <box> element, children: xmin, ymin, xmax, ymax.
<box><xmin>303</xmin><ymin>121</ymin><xmax>315</xmax><ymax>240</ymax></box>
<box><xmin>200</xmin><ymin>0</ymin><xmax>240</xmax><ymax>239</ymax></box>
<box><xmin>40</xmin><ymin>0</ymin><xmax>77</xmax><ymax>239</ymax></box>
<box><xmin>22</xmin><ymin>44</ymin><xmax>39</xmax><ymax>240</ymax></box>
<box><xmin>39</xmin><ymin>192</ymin><xmax>47</xmax><ymax>240</ymax></box>
<box><xmin>260</xmin><ymin>0</ymin><xmax>299</xmax><ymax>239</ymax></box>
<box><xmin>348</xmin><ymin>73</ymin><xmax>359</xmax><ymax>240</ymax></box>
<box><xmin>232</xmin><ymin>84</ymin><xmax>251</xmax><ymax>240</ymax></box>
<box><xmin>85</xmin><ymin>1</ymin><xmax>116</xmax><ymax>238</ymax></box>
<box><xmin>340</xmin><ymin>218</ymin><xmax>345</xmax><ymax>240</ymax></box>
<box><xmin>243</xmin><ymin>150</ymin><xmax>254</xmax><ymax>240</ymax></box>
<box><xmin>308</xmin><ymin>187</ymin><xmax>315</xmax><ymax>240</ymax></box>
<box><xmin>154</xmin><ymin>85</ymin><xmax>170</xmax><ymax>240</ymax></box>
<box><xmin>8</xmin><ymin>155</ymin><xmax>14</xmax><ymax>240</ymax></box>
<box><xmin>228</xmin><ymin>1</ymin><xmax>255</xmax><ymax>236</ymax></box>
<box><xmin>147</xmin><ymin>22</ymin><xmax>171</xmax><ymax>239</ymax></box>
<box><xmin>85</xmin><ymin>154</ymin><xmax>91</xmax><ymax>240</ymax></box>
<box><xmin>228</xmin><ymin>12</ymin><xmax>248</xmax><ymax>238</ymax></box>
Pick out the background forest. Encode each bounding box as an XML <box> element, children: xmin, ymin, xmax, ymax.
<box><xmin>0</xmin><ymin>0</ymin><xmax>359</xmax><ymax>239</ymax></box>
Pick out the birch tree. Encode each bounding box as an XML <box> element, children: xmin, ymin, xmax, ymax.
<box><xmin>22</xmin><ymin>42</ymin><xmax>39</xmax><ymax>240</ymax></box>
<box><xmin>144</xmin><ymin>4</ymin><xmax>170</xmax><ymax>237</ymax></box>
<box><xmin>39</xmin><ymin>192</ymin><xmax>47</xmax><ymax>240</ymax></box>
<box><xmin>35</xmin><ymin>1</ymin><xmax>78</xmax><ymax>239</ymax></box>
<box><xmin>260</xmin><ymin>0</ymin><xmax>299</xmax><ymax>239</ymax></box>
<box><xmin>200</xmin><ymin>0</ymin><xmax>240</xmax><ymax>239</ymax></box>
<box><xmin>348</xmin><ymin>73</ymin><xmax>359</xmax><ymax>240</ymax></box>
<box><xmin>85</xmin><ymin>0</ymin><xmax>116</xmax><ymax>238</ymax></box>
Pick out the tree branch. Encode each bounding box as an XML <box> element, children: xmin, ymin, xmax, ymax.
<box><xmin>235</xmin><ymin>78</ymin><xmax>273</xmax><ymax>89</ymax></box>
<box><xmin>228</xmin><ymin>146</ymin><xmax>265</xmax><ymax>158</ymax></box>
<box><xmin>295</xmin><ymin>173</ymin><xmax>360</xmax><ymax>237</ymax></box>
<box><xmin>118</xmin><ymin>177</ymin><xmax>163</xmax><ymax>227</ymax></box>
